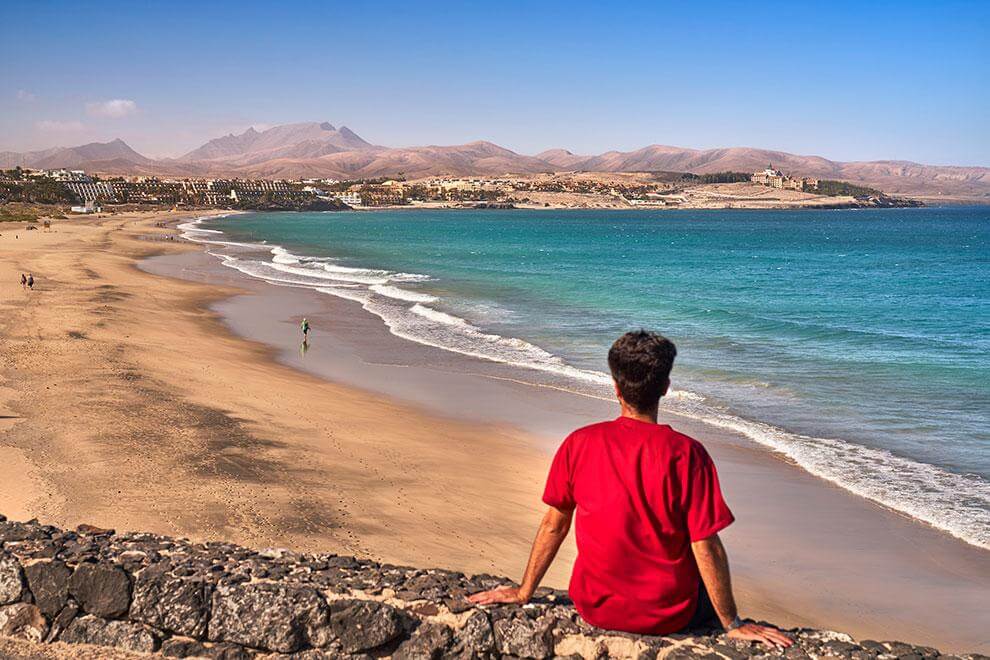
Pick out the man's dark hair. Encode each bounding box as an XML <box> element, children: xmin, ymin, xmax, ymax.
<box><xmin>607</xmin><ymin>331</ymin><xmax>677</xmax><ymax>412</ymax></box>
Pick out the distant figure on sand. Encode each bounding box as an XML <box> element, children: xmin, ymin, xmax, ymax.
<box><xmin>27</xmin><ymin>274</ymin><xmax>34</xmax><ymax>290</ymax></box>
<box><xmin>469</xmin><ymin>331</ymin><xmax>793</xmax><ymax>648</ymax></box>
<box><xmin>301</xmin><ymin>318</ymin><xmax>310</xmax><ymax>340</ymax></box>
<box><xmin>21</xmin><ymin>273</ymin><xmax>27</xmax><ymax>289</ymax></box>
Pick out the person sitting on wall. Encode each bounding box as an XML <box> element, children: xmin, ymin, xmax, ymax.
<box><xmin>469</xmin><ymin>330</ymin><xmax>793</xmax><ymax>648</ymax></box>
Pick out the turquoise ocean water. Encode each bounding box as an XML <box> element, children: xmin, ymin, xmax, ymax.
<box><xmin>183</xmin><ymin>207</ymin><xmax>989</xmax><ymax>549</ymax></box>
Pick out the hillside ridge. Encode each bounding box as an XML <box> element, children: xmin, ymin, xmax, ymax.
<box><xmin>3</xmin><ymin>124</ymin><xmax>989</xmax><ymax>199</ymax></box>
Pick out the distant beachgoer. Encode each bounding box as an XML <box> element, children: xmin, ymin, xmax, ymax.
<box><xmin>21</xmin><ymin>273</ymin><xmax>27</xmax><ymax>289</ymax></box>
<box><xmin>301</xmin><ymin>318</ymin><xmax>310</xmax><ymax>340</ymax></box>
<box><xmin>27</xmin><ymin>274</ymin><xmax>34</xmax><ymax>290</ymax></box>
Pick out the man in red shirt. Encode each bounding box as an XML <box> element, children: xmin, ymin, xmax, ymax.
<box><xmin>469</xmin><ymin>331</ymin><xmax>792</xmax><ymax>648</ymax></box>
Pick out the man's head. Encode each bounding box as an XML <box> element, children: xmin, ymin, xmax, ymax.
<box><xmin>607</xmin><ymin>330</ymin><xmax>677</xmax><ymax>413</ymax></box>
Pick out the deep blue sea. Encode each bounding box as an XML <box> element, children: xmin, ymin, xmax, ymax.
<box><xmin>184</xmin><ymin>207</ymin><xmax>990</xmax><ymax>549</ymax></box>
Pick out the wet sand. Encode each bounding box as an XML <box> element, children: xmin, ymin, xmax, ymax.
<box><xmin>1</xmin><ymin>212</ymin><xmax>987</xmax><ymax>652</ymax></box>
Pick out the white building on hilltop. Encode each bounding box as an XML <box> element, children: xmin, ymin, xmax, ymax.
<box><xmin>334</xmin><ymin>192</ymin><xmax>362</xmax><ymax>207</ymax></box>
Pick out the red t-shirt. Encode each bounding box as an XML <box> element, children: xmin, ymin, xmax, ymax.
<box><xmin>542</xmin><ymin>416</ymin><xmax>734</xmax><ymax>634</ymax></box>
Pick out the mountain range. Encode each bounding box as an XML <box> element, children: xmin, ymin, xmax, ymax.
<box><xmin>3</xmin><ymin>122</ymin><xmax>988</xmax><ymax>199</ymax></box>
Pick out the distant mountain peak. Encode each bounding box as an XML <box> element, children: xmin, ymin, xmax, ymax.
<box><xmin>177</xmin><ymin>121</ymin><xmax>376</xmax><ymax>162</ymax></box>
<box><xmin>2</xmin><ymin>123</ymin><xmax>986</xmax><ymax>200</ymax></box>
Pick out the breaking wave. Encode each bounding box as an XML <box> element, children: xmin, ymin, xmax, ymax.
<box><xmin>180</xmin><ymin>215</ymin><xmax>990</xmax><ymax>550</ymax></box>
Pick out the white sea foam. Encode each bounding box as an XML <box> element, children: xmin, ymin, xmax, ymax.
<box><xmin>270</xmin><ymin>246</ymin><xmax>300</xmax><ymax>264</ymax></box>
<box><xmin>663</xmin><ymin>398</ymin><xmax>990</xmax><ymax>549</ymax></box>
<box><xmin>183</xmin><ymin>218</ymin><xmax>990</xmax><ymax>551</ymax></box>
<box><xmin>370</xmin><ymin>285</ymin><xmax>439</xmax><ymax>303</ymax></box>
<box><xmin>410</xmin><ymin>304</ymin><xmax>471</xmax><ymax>326</ymax></box>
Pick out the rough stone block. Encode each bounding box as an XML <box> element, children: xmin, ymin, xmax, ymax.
<box><xmin>23</xmin><ymin>559</ymin><xmax>71</xmax><ymax>617</ymax></box>
<box><xmin>493</xmin><ymin>612</ymin><xmax>555</xmax><ymax>659</ymax></box>
<box><xmin>328</xmin><ymin>598</ymin><xmax>407</xmax><ymax>654</ymax></box>
<box><xmin>45</xmin><ymin>600</ymin><xmax>79</xmax><ymax>643</ymax></box>
<box><xmin>455</xmin><ymin>609</ymin><xmax>496</xmax><ymax>656</ymax></box>
<box><xmin>162</xmin><ymin>636</ymin><xmax>252</xmax><ymax>659</ymax></box>
<box><xmin>393</xmin><ymin>622</ymin><xmax>455</xmax><ymax>659</ymax></box>
<box><xmin>61</xmin><ymin>614</ymin><xmax>158</xmax><ymax>653</ymax></box>
<box><xmin>208</xmin><ymin>582</ymin><xmax>329</xmax><ymax>653</ymax></box>
<box><xmin>0</xmin><ymin>520</ymin><xmax>50</xmax><ymax>543</ymax></box>
<box><xmin>68</xmin><ymin>561</ymin><xmax>132</xmax><ymax>618</ymax></box>
<box><xmin>130</xmin><ymin>565</ymin><xmax>211</xmax><ymax>637</ymax></box>
<box><xmin>0</xmin><ymin>603</ymin><xmax>48</xmax><ymax>643</ymax></box>
<box><xmin>0</xmin><ymin>553</ymin><xmax>24</xmax><ymax>604</ymax></box>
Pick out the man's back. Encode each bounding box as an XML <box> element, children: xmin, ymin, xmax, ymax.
<box><xmin>543</xmin><ymin>417</ymin><xmax>734</xmax><ymax>634</ymax></box>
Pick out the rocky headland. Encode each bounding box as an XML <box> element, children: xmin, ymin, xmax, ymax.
<box><xmin>0</xmin><ymin>515</ymin><xmax>981</xmax><ymax>659</ymax></box>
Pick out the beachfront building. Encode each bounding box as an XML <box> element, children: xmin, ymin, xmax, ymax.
<box><xmin>752</xmin><ymin>165</ymin><xmax>819</xmax><ymax>192</ymax></box>
<box><xmin>44</xmin><ymin>169</ymin><xmax>91</xmax><ymax>182</ymax></box>
<box><xmin>334</xmin><ymin>192</ymin><xmax>362</xmax><ymax>207</ymax></box>
<box><xmin>752</xmin><ymin>164</ymin><xmax>786</xmax><ymax>188</ymax></box>
<box><xmin>70</xmin><ymin>200</ymin><xmax>102</xmax><ymax>213</ymax></box>
<box><xmin>793</xmin><ymin>176</ymin><xmax>819</xmax><ymax>191</ymax></box>
<box><xmin>64</xmin><ymin>181</ymin><xmax>119</xmax><ymax>203</ymax></box>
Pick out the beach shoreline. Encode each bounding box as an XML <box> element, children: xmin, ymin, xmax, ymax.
<box><xmin>1</xmin><ymin>210</ymin><xmax>987</xmax><ymax>651</ymax></box>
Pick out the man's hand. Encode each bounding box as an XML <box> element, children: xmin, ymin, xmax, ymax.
<box><xmin>467</xmin><ymin>586</ymin><xmax>528</xmax><ymax>605</ymax></box>
<box><xmin>727</xmin><ymin>622</ymin><xmax>793</xmax><ymax>648</ymax></box>
<box><xmin>468</xmin><ymin>506</ymin><xmax>573</xmax><ymax>608</ymax></box>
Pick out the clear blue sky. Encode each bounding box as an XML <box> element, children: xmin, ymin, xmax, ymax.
<box><xmin>2</xmin><ymin>0</ymin><xmax>988</xmax><ymax>165</ymax></box>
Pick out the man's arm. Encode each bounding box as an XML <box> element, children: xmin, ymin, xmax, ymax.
<box><xmin>692</xmin><ymin>534</ymin><xmax>792</xmax><ymax>648</ymax></box>
<box><xmin>468</xmin><ymin>505</ymin><xmax>574</xmax><ymax>605</ymax></box>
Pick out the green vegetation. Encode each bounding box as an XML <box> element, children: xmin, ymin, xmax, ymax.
<box><xmin>698</xmin><ymin>171</ymin><xmax>753</xmax><ymax>184</ymax></box>
<box><xmin>325</xmin><ymin>176</ymin><xmax>402</xmax><ymax>192</ymax></box>
<box><xmin>814</xmin><ymin>180</ymin><xmax>880</xmax><ymax>197</ymax></box>
<box><xmin>1</xmin><ymin>179</ymin><xmax>80</xmax><ymax>204</ymax></box>
<box><xmin>0</xmin><ymin>203</ymin><xmax>49</xmax><ymax>223</ymax></box>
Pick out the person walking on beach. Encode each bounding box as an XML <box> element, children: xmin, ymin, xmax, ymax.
<box><xmin>20</xmin><ymin>273</ymin><xmax>27</xmax><ymax>289</ymax></box>
<box><xmin>469</xmin><ymin>330</ymin><xmax>793</xmax><ymax>648</ymax></box>
<box><xmin>27</xmin><ymin>274</ymin><xmax>34</xmax><ymax>290</ymax></box>
<box><xmin>301</xmin><ymin>317</ymin><xmax>310</xmax><ymax>340</ymax></box>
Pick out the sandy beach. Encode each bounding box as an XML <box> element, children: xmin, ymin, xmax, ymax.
<box><xmin>1</xmin><ymin>211</ymin><xmax>987</xmax><ymax>653</ymax></box>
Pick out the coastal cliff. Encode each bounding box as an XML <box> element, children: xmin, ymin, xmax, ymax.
<box><xmin>0</xmin><ymin>516</ymin><xmax>979</xmax><ymax>659</ymax></box>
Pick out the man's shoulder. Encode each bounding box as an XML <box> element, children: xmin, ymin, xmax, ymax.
<box><xmin>654</xmin><ymin>423</ymin><xmax>709</xmax><ymax>452</ymax></box>
<box><xmin>565</xmin><ymin>419</ymin><xmax>621</xmax><ymax>442</ymax></box>
<box><xmin>565</xmin><ymin>420</ymin><xmax>704</xmax><ymax>448</ymax></box>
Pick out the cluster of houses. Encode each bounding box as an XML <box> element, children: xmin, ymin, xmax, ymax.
<box><xmin>4</xmin><ymin>168</ymin><xmax>363</xmax><ymax>211</ymax></box>
<box><xmin>751</xmin><ymin>164</ymin><xmax>819</xmax><ymax>192</ymax></box>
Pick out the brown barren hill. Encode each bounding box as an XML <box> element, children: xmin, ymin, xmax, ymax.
<box><xmin>3</xmin><ymin>123</ymin><xmax>988</xmax><ymax>199</ymax></box>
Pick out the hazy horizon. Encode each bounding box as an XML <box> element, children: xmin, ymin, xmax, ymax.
<box><xmin>2</xmin><ymin>1</ymin><xmax>988</xmax><ymax>167</ymax></box>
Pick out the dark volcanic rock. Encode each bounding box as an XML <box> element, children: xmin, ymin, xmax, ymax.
<box><xmin>23</xmin><ymin>559</ymin><xmax>71</xmax><ymax>617</ymax></box>
<box><xmin>162</xmin><ymin>636</ymin><xmax>253</xmax><ymax>659</ymax></box>
<box><xmin>493</xmin><ymin>611</ymin><xmax>556</xmax><ymax>658</ymax></box>
<box><xmin>0</xmin><ymin>553</ymin><xmax>25</xmax><ymax>604</ymax></box>
<box><xmin>456</xmin><ymin>609</ymin><xmax>496</xmax><ymax>656</ymax></box>
<box><xmin>0</xmin><ymin>515</ymin><xmax>976</xmax><ymax>660</ymax></box>
<box><xmin>328</xmin><ymin>599</ymin><xmax>408</xmax><ymax>653</ymax></box>
<box><xmin>393</xmin><ymin>622</ymin><xmax>455</xmax><ymax>659</ymax></box>
<box><xmin>130</xmin><ymin>565</ymin><xmax>211</xmax><ymax>637</ymax></box>
<box><xmin>0</xmin><ymin>520</ymin><xmax>51</xmax><ymax>543</ymax></box>
<box><xmin>61</xmin><ymin>614</ymin><xmax>158</xmax><ymax>653</ymax></box>
<box><xmin>209</xmin><ymin>582</ymin><xmax>329</xmax><ymax>653</ymax></box>
<box><xmin>45</xmin><ymin>601</ymin><xmax>79</xmax><ymax>642</ymax></box>
<box><xmin>0</xmin><ymin>603</ymin><xmax>48</xmax><ymax>642</ymax></box>
<box><xmin>68</xmin><ymin>561</ymin><xmax>132</xmax><ymax>618</ymax></box>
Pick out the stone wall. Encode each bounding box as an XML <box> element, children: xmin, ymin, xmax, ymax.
<box><xmin>0</xmin><ymin>515</ymin><xmax>979</xmax><ymax>659</ymax></box>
